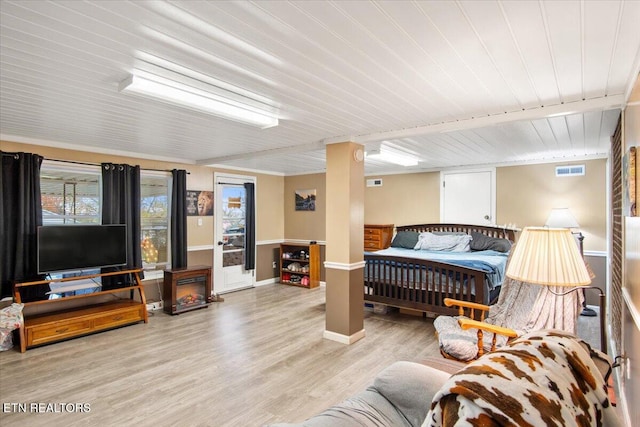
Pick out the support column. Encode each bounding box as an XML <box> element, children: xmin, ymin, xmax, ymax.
<box><xmin>323</xmin><ymin>142</ymin><xmax>365</xmax><ymax>344</ymax></box>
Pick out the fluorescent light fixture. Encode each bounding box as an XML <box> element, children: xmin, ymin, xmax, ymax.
<box><xmin>119</xmin><ymin>74</ymin><xmax>278</xmax><ymax>129</ymax></box>
<box><xmin>366</xmin><ymin>147</ymin><xmax>418</xmax><ymax>166</ymax></box>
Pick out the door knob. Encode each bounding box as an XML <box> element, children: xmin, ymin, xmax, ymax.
<box><xmin>217</xmin><ymin>241</ymin><xmax>224</xmax><ymax>246</ymax></box>
<box><xmin>484</xmin><ymin>215</ymin><xmax>490</xmax><ymax>220</ymax></box>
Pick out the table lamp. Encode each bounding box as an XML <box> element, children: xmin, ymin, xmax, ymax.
<box><xmin>506</xmin><ymin>226</ymin><xmax>606</xmax><ymax>353</ymax></box>
<box><xmin>544</xmin><ymin>208</ymin><xmax>595</xmax><ymax>316</ymax></box>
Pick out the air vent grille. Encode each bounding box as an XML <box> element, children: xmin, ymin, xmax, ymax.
<box><xmin>555</xmin><ymin>165</ymin><xmax>585</xmax><ymax>177</ymax></box>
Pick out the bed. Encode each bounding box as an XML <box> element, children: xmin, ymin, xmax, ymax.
<box><xmin>364</xmin><ymin>223</ymin><xmax>516</xmax><ymax>319</ymax></box>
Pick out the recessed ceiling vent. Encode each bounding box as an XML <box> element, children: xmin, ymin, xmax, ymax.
<box><xmin>366</xmin><ymin>178</ymin><xmax>383</xmax><ymax>187</ymax></box>
<box><xmin>555</xmin><ymin>165</ymin><xmax>585</xmax><ymax>177</ymax></box>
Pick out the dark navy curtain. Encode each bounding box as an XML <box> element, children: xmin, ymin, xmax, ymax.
<box><xmin>244</xmin><ymin>182</ymin><xmax>255</xmax><ymax>270</ymax></box>
<box><xmin>101</xmin><ymin>163</ymin><xmax>142</xmax><ymax>287</ymax></box>
<box><xmin>171</xmin><ymin>169</ymin><xmax>188</xmax><ymax>269</ymax></box>
<box><xmin>0</xmin><ymin>151</ymin><xmax>45</xmax><ymax>300</ymax></box>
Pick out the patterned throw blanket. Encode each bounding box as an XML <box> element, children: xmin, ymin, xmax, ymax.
<box><xmin>423</xmin><ymin>330</ymin><xmax>621</xmax><ymax>427</ymax></box>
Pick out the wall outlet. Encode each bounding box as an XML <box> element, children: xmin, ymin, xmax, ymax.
<box><xmin>146</xmin><ymin>301</ymin><xmax>163</xmax><ymax>311</ymax></box>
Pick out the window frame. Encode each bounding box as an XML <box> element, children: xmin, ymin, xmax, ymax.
<box><xmin>40</xmin><ymin>160</ymin><xmax>102</xmax><ymax>225</ymax></box>
<box><xmin>39</xmin><ymin>161</ymin><xmax>173</xmax><ymax>277</ymax></box>
<box><xmin>140</xmin><ymin>170</ymin><xmax>172</xmax><ymax>273</ymax></box>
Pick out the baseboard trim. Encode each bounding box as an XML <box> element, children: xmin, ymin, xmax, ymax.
<box><xmin>256</xmin><ymin>279</ymin><xmax>326</xmax><ymax>288</ymax></box>
<box><xmin>256</xmin><ymin>278</ymin><xmax>278</xmax><ymax>287</ymax></box>
<box><xmin>323</xmin><ymin>328</ymin><xmax>365</xmax><ymax>345</ymax></box>
<box><xmin>324</xmin><ymin>261</ymin><xmax>366</xmax><ymax>271</ymax></box>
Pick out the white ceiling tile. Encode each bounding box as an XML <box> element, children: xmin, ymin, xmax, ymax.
<box><xmin>541</xmin><ymin>0</ymin><xmax>584</xmax><ymax>102</ymax></box>
<box><xmin>1</xmin><ymin>0</ymin><xmax>636</xmax><ymax>175</ymax></box>
<box><xmin>583</xmin><ymin>1</ymin><xmax>624</xmax><ymax>99</ymax></box>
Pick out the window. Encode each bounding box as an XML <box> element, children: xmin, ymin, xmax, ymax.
<box><xmin>40</xmin><ymin>162</ymin><xmax>172</xmax><ymax>272</ymax></box>
<box><xmin>140</xmin><ymin>172</ymin><xmax>171</xmax><ymax>271</ymax></box>
<box><xmin>40</xmin><ymin>161</ymin><xmax>100</xmax><ymax>225</ymax></box>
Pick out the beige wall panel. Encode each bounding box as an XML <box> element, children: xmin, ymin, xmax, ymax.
<box><xmin>256</xmin><ymin>174</ymin><xmax>285</xmax><ymax>241</ymax></box>
<box><xmin>364</xmin><ymin>172</ymin><xmax>440</xmax><ymax>226</ymax></box>
<box><xmin>584</xmin><ymin>254</ymin><xmax>606</xmax><ymax>306</ymax></box>
<box><xmin>256</xmin><ymin>243</ymin><xmax>280</xmax><ymax>282</ymax></box>
<box><xmin>325</xmin><ymin>143</ymin><xmax>364</xmax><ymax>263</ymax></box>
<box><xmin>141</xmin><ymin>277</ymin><xmax>164</xmax><ymax>302</ymax></box>
<box><xmin>624</xmin><ymin>104</ymin><xmax>640</xmax><ymax>152</ymax></box>
<box><xmin>622</xmin><ymin>303</ymin><xmax>640</xmax><ymax>427</ymax></box>
<box><xmin>187</xmin><ymin>250</ymin><xmax>213</xmax><ymax>267</ymax></box>
<box><xmin>622</xmin><ymin>75</ymin><xmax>640</xmax><ymax>426</ymax></box>
<box><xmin>625</xmin><ymin>104</ymin><xmax>639</xmax><ymax>211</ymax></box>
<box><xmin>497</xmin><ymin>159</ymin><xmax>607</xmax><ymax>252</ymax></box>
<box><xmin>324</xmin><ymin>268</ymin><xmax>364</xmax><ymax>336</ymax></box>
<box><xmin>284</xmin><ymin>173</ymin><xmax>326</xmax><ymax>241</ymax></box>
<box><xmin>187</xmin><ymin>216</ymin><xmax>214</xmax><ymax>247</ymax></box>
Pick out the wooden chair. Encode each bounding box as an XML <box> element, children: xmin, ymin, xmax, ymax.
<box><xmin>443</xmin><ymin>298</ymin><xmax>519</xmax><ymax>359</ymax></box>
<box><xmin>433</xmin><ymin>275</ymin><xmax>584</xmax><ymax>361</ymax></box>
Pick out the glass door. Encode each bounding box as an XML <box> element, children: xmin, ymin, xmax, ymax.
<box><xmin>214</xmin><ymin>174</ymin><xmax>255</xmax><ymax>293</ymax></box>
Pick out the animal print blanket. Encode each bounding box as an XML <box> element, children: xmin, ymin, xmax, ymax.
<box><xmin>423</xmin><ymin>330</ymin><xmax>621</xmax><ymax>427</ymax></box>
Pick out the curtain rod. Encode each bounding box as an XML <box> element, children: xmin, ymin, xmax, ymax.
<box><xmin>42</xmin><ymin>157</ymin><xmax>190</xmax><ymax>174</ymax></box>
<box><xmin>217</xmin><ymin>181</ymin><xmax>247</xmax><ymax>186</ymax></box>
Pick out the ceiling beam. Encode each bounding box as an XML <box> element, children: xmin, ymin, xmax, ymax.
<box><xmin>196</xmin><ymin>95</ymin><xmax>625</xmax><ymax>165</ymax></box>
<box><xmin>328</xmin><ymin>95</ymin><xmax>626</xmax><ymax>144</ymax></box>
<box><xmin>196</xmin><ymin>140</ymin><xmax>326</xmax><ymax>165</ymax></box>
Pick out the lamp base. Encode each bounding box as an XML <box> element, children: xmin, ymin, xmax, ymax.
<box><xmin>581</xmin><ymin>306</ymin><xmax>597</xmax><ymax>317</ymax></box>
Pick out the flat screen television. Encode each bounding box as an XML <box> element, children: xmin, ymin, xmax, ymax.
<box><xmin>37</xmin><ymin>224</ymin><xmax>127</xmax><ymax>274</ymax></box>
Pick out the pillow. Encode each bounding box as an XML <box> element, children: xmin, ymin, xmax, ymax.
<box><xmin>390</xmin><ymin>231</ymin><xmax>419</xmax><ymax>249</ymax></box>
<box><xmin>469</xmin><ymin>231</ymin><xmax>512</xmax><ymax>252</ymax></box>
<box><xmin>431</xmin><ymin>231</ymin><xmax>468</xmax><ymax>236</ymax></box>
<box><xmin>414</xmin><ymin>232</ymin><xmax>472</xmax><ymax>252</ymax></box>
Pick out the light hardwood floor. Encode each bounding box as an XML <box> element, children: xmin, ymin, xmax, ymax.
<box><xmin>0</xmin><ymin>284</ymin><xmax>441</xmax><ymax>427</ymax></box>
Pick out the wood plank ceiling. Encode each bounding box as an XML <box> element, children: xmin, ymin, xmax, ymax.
<box><xmin>1</xmin><ymin>0</ymin><xmax>639</xmax><ymax>175</ymax></box>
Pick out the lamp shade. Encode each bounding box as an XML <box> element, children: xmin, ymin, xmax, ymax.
<box><xmin>506</xmin><ymin>227</ymin><xmax>591</xmax><ymax>286</ymax></box>
<box><xmin>545</xmin><ymin>208</ymin><xmax>580</xmax><ymax>228</ymax></box>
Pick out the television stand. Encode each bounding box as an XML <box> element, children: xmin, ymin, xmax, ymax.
<box><xmin>14</xmin><ymin>269</ymin><xmax>148</xmax><ymax>352</ymax></box>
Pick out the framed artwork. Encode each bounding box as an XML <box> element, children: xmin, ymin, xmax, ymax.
<box><xmin>295</xmin><ymin>189</ymin><xmax>316</xmax><ymax>211</ymax></box>
<box><xmin>187</xmin><ymin>190</ymin><xmax>214</xmax><ymax>216</ymax></box>
<box><xmin>623</xmin><ymin>147</ymin><xmax>637</xmax><ymax>217</ymax></box>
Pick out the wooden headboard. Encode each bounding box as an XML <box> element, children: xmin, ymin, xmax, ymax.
<box><xmin>396</xmin><ymin>223</ymin><xmax>517</xmax><ymax>242</ymax></box>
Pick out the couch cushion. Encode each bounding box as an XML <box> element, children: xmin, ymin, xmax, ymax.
<box><xmin>268</xmin><ymin>388</ymin><xmax>408</xmax><ymax>427</ymax></box>
<box><xmin>373</xmin><ymin>361</ymin><xmax>450</xmax><ymax>427</ymax></box>
<box><xmin>268</xmin><ymin>361</ymin><xmax>451</xmax><ymax>427</ymax></box>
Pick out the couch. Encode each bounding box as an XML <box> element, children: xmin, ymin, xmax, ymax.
<box><xmin>268</xmin><ymin>330</ymin><xmax>621</xmax><ymax>427</ymax></box>
<box><xmin>269</xmin><ymin>360</ymin><xmax>450</xmax><ymax>427</ymax></box>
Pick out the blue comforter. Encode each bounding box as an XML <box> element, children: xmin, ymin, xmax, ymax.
<box><xmin>364</xmin><ymin>247</ymin><xmax>509</xmax><ymax>290</ymax></box>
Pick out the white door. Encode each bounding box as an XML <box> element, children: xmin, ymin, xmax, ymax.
<box><xmin>214</xmin><ymin>173</ymin><xmax>255</xmax><ymax>294</ymax></box>
<box><xmin>441</xmin><ymin>169</ymin><xmax>495</xmax><ymax>225</ymax></box>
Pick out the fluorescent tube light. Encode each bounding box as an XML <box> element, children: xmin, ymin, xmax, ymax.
<box><xmin>119</xmin><ymin>74</ymin><xmax>278</xmax><ymax>129</ymax></box>
<box><xmin>366</xmin><ymin>148</ymin><xmax>418</xmax><ymax>166</ymax></box>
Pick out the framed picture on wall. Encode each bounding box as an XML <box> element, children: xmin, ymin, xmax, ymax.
<box><xmin>295</xmin><ymin>189</ymin><xmax>316</xmax><ymax>211</ymax></box>
<box><xmin>623</xmin><ymin>147</ymin><xmax>637</xmax><ymax>217</ymax></box>
<box><xmin>187</xmin><ymin>190</ymin><xmax>214</xmax><ymax>216</ymax></box>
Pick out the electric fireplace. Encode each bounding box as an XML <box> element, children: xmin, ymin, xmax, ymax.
<box><xmin>163</xmin><ymin>266</ymin><xmax>212</xmax><ymax>314</ymax></box>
